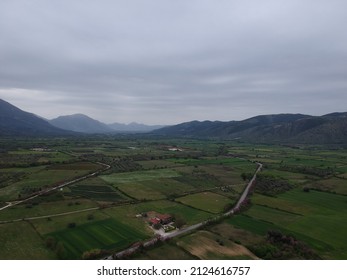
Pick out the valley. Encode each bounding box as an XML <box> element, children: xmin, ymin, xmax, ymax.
<box><xmin>0</xmin><ymin>137</ymin><xmax>346</xmax><ymax>260</ymax></box>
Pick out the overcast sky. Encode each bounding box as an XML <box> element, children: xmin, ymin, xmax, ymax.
<box><xmin>1</xmin><ymin>0</ymin><xmax>347</xmax><ymax>125</ymax></box>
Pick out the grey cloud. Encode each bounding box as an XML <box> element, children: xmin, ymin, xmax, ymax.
<box><xmin>1</xmin><ymin>0</ymin><xmax>347</xmax><ymax>124</ymax></box>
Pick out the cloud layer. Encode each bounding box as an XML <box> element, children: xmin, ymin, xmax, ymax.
<box><xmin>1</xmin><ymin>0</ymin><xmax>347</xmax><ymax>124</ymax></box>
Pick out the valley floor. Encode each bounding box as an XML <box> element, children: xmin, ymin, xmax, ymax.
<box><xmin>0</xmin><ymin>137</ymin><xmax>346</xmax><ymax>260</ymax></box>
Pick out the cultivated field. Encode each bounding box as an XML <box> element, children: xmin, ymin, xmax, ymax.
<box><xmin>0</xmin><ymin>137</ymin><xmax>346</xmax><ymax>259</ymax></box>
<box><xmin>46</xmin><ymin>218</ymin><xmax>148</xmax><ymax>259</ymax></box>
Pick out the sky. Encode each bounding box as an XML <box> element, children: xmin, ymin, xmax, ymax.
<box><xmin>1</xmin><ymin>0</ymin><xmax>347</xmax><ymax>125</ymax></box>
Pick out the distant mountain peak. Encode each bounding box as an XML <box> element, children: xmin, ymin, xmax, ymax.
<box><xmin>0</xmin><ymin>98</ymin><xmax>72</xmax><ymax>136</ymax></box>
<box><xmin>50</xmin><ymin>114</ymin><xmax>113</xmax><ymax>134</ymax></box>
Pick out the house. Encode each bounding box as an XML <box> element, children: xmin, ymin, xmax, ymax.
<box><xmin>149</xmin><ymin>218</ymin><xmax>161</xmax><ymax>225</ymax></box>
<box><xmin>157</xmin><ymin>214</ymin><xmax>172</xmax><ymax>225</ymax></box>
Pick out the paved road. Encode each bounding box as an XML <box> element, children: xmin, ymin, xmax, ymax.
<box><xmin>226</xmin><ymin>162</ymin><xmax>262</xmax><ymax>215</ymax></box>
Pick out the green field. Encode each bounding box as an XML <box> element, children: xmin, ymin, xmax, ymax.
<box><xmin>0</xmin><ymin>199</ymin><xmax>98</xmax><ymax>222</ymax></box>
<box><xmin>0</xmin><ymin>162</ymin><xmax>100</xmax><ymax>201</ymax></box>
<box><xmin>0</xmin><ymin>222</ymin><xmax>55</xmax><ymax>259</ymax></box>
<box><xmin>176</xmin><ymin>192</ymin><xmax>233</xmax><ymax>213</ymax></box>
<box><xmin>304</xmin><ymin>177</ymin><xmax>347</xmax><ymax>195</ymax></box>
<box><xmin>1</xmin><ymin>138</ymin><xmax>346</xmax><ymax>260</ymax></box>
<box><xmin>46</xmin><ymin>218</ymin><xmax>148</xmax><ymax>259</ymax></box>
<box><xmin>116</xmin><ymin>178</ymin><xmax>196</xmax><ymax>200</ymax></box>
<box><xmin>244</xmin><ymin>189</ymin><xmax>347</xmax><ymax>258</ymax></box>
<box><xmin>101</xmin><ymin>169</ymin><xmax>180</xmax><ymax>184</ymax></box>
<box><xmin>30</xmin><ymin>210</ymin><xmax>109</xmax><ymax>235</ymax></box>
<box><xmin>136</xmin><ymin>160</ymin><xmax>183</xmax><ymax>169</ymax></box>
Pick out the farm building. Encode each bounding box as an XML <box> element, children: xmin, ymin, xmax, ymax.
<box><xmin>156</xmin><ymin>214</ymin><xmax>173</xmax><ymax>224</ymax></box>
<box><xmin>149</xmin><ymin>218</ymin><xmax>161</xmax><ymax>225</ymax></box>
<box><xmin>146</xmin><ymin>211</ymin><xmax>173</xmax><ymax>225</ymax></box>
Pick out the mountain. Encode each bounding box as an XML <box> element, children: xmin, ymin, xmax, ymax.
<box><xmin>0</xmin><ymin>99</ymin><xmax>72</xmax><ymax>136</ymax></box>
<box><xmin>153</xmin><ymin>113</ymin><xmax>347</xmax><ymax>144</ymax></box>
<box><xmin>108</xmin><ymin>122</ymin><xmax>166</xmax><ymax>132</ymax></box>
<box><xmin>50</xmin><ymin>114</ymin><xmax>114</xmax><ymax>134</ymax></box>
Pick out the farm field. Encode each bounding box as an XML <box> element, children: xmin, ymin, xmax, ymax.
<box><xmin>176</xmin><ymin>192</ymin><xmax>234</xmax><ymax>214</ymax></box>
<box><xmin>0</xmin><ymin>221</ymin><xmax>55</xmax><ymax>259</ymax></box>
<box><xmin>0</xmin><ymin>137</ymin><xmax>346</xmax><ymax>260</ymax></box>
<box><xmin>176</xmin><ymin>230</ymin><xmax>258</xmax><ymax>260</ymax></box>
<box><xmin>231</xmin><ymin>189</ymin><xmax>347</xmax><ymax>259</ymax></box>
<box><xmin>0</xmin><ymin>161</ymin><xmax>101</xmax><ymax>201</ymax></box>
<box><xmin>100</xmin><ymin>169</ymin><xmax>180</xmax><ymax>184</ymax></box>
<box><xmin>133</xmin><ymin>242</ymin><xmax>197</xmax><ymax>260</ymax></box>
<box><xmin>0</xmin><ymin>198</ymin><xmax>98</xmax><ymax>222</ymax></box>
<box><xmin>46</xmin><ymin>218</ymin><xmax>148</xmax><ymax>259</ymax></box>
<box><xmin>116</xmin><ymin>178</ymin><xmax>196</xmax><ymax>200</ymax></box>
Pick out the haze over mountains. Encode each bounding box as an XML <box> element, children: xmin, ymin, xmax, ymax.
<box><xmin>0</xmin><ymin>99</ymin><xmax>73</xmax><ymax>136</ymax></box>
<box><xmin>50</xmin><ymin>114</ymin><xmax>114</xmax><ymax>134</ymax></box>
<box><xmin>50</xmin><ymin>114</ymin><xmax>165</xmax><ymax>133</ymax></box>
<box><xmin>0</xmin><ymin>99</ymin><xmax>165</xmax><ymax>135</ymax></box>
<box><xmin>1</xmin><ymin>98</ymin><xmax>346</xmax><ymax>144</ymax></box>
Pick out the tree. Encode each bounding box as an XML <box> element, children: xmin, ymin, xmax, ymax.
<box><xmin>173</xmin><ymin>215</ymin><xmax>186</xmax><ymax>229</ymax></box>
<box><xmin>153</xmin><ymin>223</ymin><xmax>161</xmax><ymax>230</ymax></box>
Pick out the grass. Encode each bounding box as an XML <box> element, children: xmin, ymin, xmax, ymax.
<box><xmin>199</xmin><ymin>165</ymin><xmax>247</xmax><ymax>185</ymax></box>
<box><xmin>68</xmin><ymin>184</ymin><xmax>129</xmax><ymax>202</ymax></box>
<box><xmin>227</xmin><ymin>215</ymin><xmax>283</xmax><ymax>236</ymax></box>
<box><xmin>0</xmin><ymin>162</ymin><xmax>100</xmax><ymax>201</ymax></box>
<box><xmin>304</xmin><ymin>177</ymin><xmax>347</xmax><ymax>195</ymax></box>
<box><xmin>245</xmin><ymin>204</ymin><xmax>302</xmax><ymax>226</ymax></box>
<box><xmin>0</xmin><ymin>199</ymin><xmax>98</xmax><ymax>222</ymax></box>
<box><xmin>46</xmin><ymin>218</ymin><xmax>148</xmax><ymax>259</ymax></box>
<box><xmin>136</xmin><ymin>160</ymin><xmax>183</xmax><ymax>169</ymax></box>
<box><xmin>252</xmin><ymin>193</ymin><xmax>313</xmax><ymax>215</ymax></box>
<box><xmin>176</xmin><ymin>192</ymin><xmax>233</xmax><ymax>213</ymax></box>
<box><xmin>209</xmin><ymin>222</ymin><xmax>263</xmax><ymax>246</ymax></box>
<box><xmin>0</xmin><ymin>221</ymin><xmax>55</xmax><ymax>260</ymax></box>
<box><xmin>1</xmin><ymin>139</ymin><xmax>346</xmax><ymax>260</ymax></box>
<box><xmin>100</xmin><ymin>169</ymin><xmax>180</xmax><ymax>184</ymax></box>
<box><xmin>5</xmin><ymin>150</ymin><xmax>74</xmax><ymax>165</ymax></box>
<box><xmin>30</xmin><ymin>210</ymin><xmax>109</xmax><ymax>235</ymax></box>
<box><xmin>260</xmin><ymin>169</ymin><xmax>318</xmax><ymax>184</ymax></box>
<box><xmin>116</xmin><ymin>178</ymin><xmax>196</xmax><ymax>200</ymax></box>
<box><xmin>226</xmin><ymin>215</ymin><xmax>332</xmax><ymax>255</ymax></box>
<box><xmin>169</xmin><ymin>156</ymin><xmax>255</xmax><ymax>168</ymax></box>
<box><xmin>245</xmin><ymin>189</ymin><xmax>347</xmax><ymax>259</ymax></box>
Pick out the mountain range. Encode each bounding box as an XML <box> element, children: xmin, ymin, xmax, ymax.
<box><xmin>0</xmin><ymin>99</ymin><xmax>164</xmax><ymax>135</ymax></box>
<box><xmin>49</xmin><ymin>114</ymin><xmax>165</xmax><ymax>133</ymax></box>
<box><xmin>153</xmin><ymin>113</ymin><xmax>347</xmax><ymax>144</ymax></box>
<box><xmin>1</xmin><ymin>98</ymin><xmax>346</xmax><ymax>144</ymax></box>
<box><xmin>50</xmin><ymin>114</ymin><xmax>114</xmax><ymax>134</ymax></box>
<box><xmin>0</xmin><ymin>99</ymin><xmax>73</xmax><ymax>136</ymax></box>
